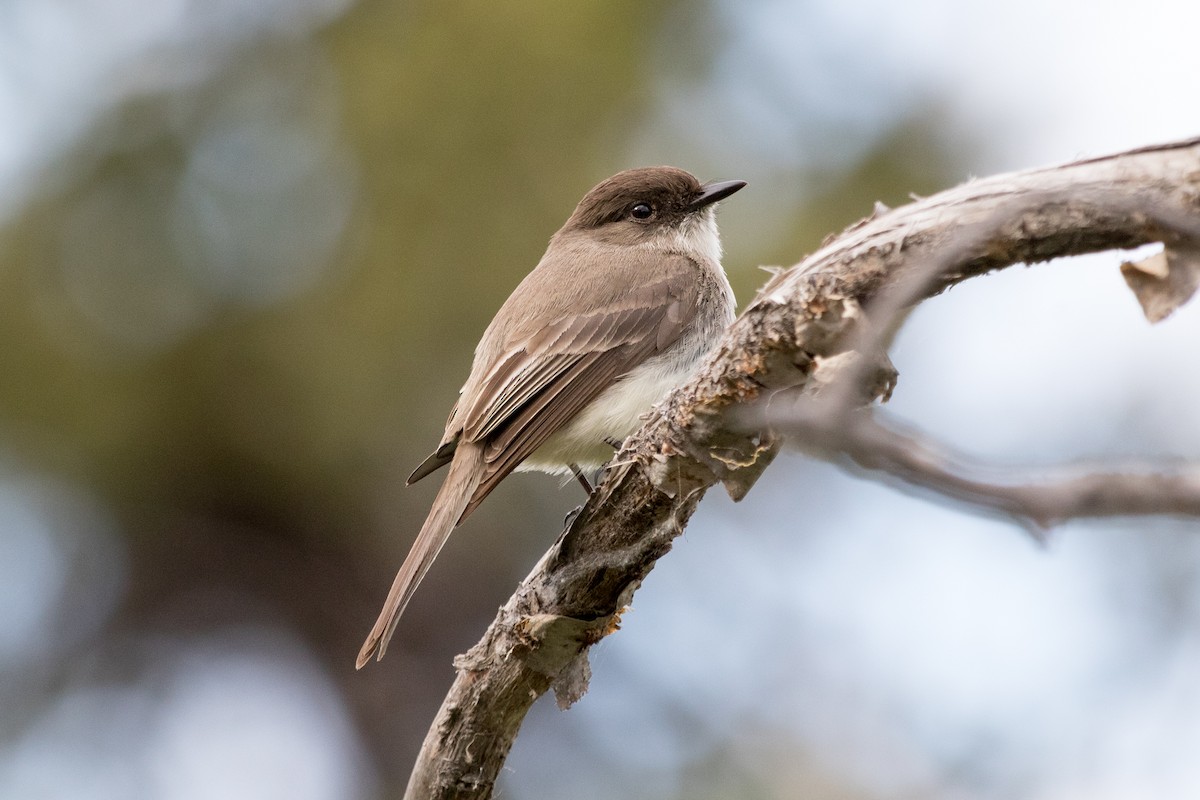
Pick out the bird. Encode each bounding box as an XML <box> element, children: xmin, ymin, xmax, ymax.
<box><xmin>357</xmin><ymin>166</ymin><xmax>745</xmax><ymax>668</ymax></box>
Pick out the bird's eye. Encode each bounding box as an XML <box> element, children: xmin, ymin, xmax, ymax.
<box><xmin>630</xmin><ymin>203</ymin><xmax>653</xmax><ymax>220</ymax></box>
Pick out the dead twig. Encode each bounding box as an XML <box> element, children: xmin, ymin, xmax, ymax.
<box><xmin>402</xmin><ymin>136</ymin><xmax>1200</xmax><ymax>800</ymax></box>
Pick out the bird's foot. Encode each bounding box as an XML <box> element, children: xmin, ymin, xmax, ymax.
<box><xmin>563</xmin><ymin>503</ymin><xmax>586</xmax><ymax>528</ymax></box>
<box><xmin>569</xmin><ymin>463</ymin><xmax>594</xmax><ymax>495</ymax></box>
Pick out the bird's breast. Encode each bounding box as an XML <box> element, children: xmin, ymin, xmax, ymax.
<box><xmin>517</xmin><ymin>312</ymin><xmax>729</xmax><ymax>475</ymax></box>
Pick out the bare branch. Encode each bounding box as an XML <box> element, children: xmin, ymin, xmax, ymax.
<box><xmin>401</xmin><ymin>136</ymin><xmax>1200</xmax><ymax>799</ymax></box>
<box><xmin>747</xmin><ymin>188</ymin><xmax>1200</xmax><ymax>535</ymax></box>
<box><xmin>768</xmin><ymin>402</ymin><xmax>1200</xmax><ymax>533</ymax></box>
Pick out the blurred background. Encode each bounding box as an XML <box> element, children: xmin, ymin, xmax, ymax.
<box><xmin>2</xmin><ymin>0</ymin><xmax>1199</xmax><ymax>797</ymax></box>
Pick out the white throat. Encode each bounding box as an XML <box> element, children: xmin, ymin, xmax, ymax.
<box><xmin>657</xmin><ymin>208</ymin><xmax>723</xmax><ymax>266</ymax></box>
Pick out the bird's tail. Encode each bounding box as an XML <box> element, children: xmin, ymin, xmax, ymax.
<box><xmin>356</xmin><ymin>443</ymin><xmax>484</xmax><ymax>669</ymax></box>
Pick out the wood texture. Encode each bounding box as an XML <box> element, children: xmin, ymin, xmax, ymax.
<box><xmin>401</xmin><ymin>136</ymin><xmax>1200</xmax><ymax>799</ymax></box>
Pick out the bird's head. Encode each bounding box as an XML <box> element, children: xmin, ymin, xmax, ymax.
<box><xmin>561</xmin><ymin>166</ymin><xmax>745</xmax><ymax>256</ymax></box>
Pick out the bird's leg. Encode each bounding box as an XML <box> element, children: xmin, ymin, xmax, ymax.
<box><xmin>590</xmin><ymin>437</ymin><xmax>627</xmax><ymax>490</ymax></box>
<box><xmin>567</xmin><ymin>436</ymin><xmax>624</xmax><ymax>506</ymax></box>
<box><xmin>569</xmin><ymin>463</ymin><xmax>594</xmax><ymax>495</ymax></box>
<box><xmin>564</xmin><ymin>464</ymin><xmax>595</xmax><ymax>527</ymax></box>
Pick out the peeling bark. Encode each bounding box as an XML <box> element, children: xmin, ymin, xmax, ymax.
<box><xmin>401</xmin><ymin>136</ymin><xmax>1200</xmax><ymax>800</ymax></box>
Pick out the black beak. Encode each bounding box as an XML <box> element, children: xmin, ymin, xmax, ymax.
<box><xmin>689</xmin><ymin>179</ymin><xmax>747</xmax><ymax>210</ymax></box>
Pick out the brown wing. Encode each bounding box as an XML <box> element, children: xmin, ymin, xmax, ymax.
<box><xmin>454</xmin><ymin>273</ymin><xmax>698</xmax><ymax>521</ymax></box>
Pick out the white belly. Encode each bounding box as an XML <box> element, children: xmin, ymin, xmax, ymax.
<box><xmin>516</xmin><ymin>346</ymin><xmax>700</xmax><ymax>474</ymax></box>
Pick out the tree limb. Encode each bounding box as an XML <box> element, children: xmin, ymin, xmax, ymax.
<box><xmin>401</xmin><ymin>136</ymin><xmax>1200</xmax><ymax>799</ymax></box>
<box><xmin>768</xmin><ymin>403</ymin><xmax>1200</xmax><ymax>534</ymax></box>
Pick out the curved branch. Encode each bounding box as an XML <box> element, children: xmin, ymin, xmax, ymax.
<box><xmin>772</xmin><ymin>405</ymin><xmax>1200</xmax><ymax>533</ymax></box>
<box><xmin>402</xmin><ymin>136</ymin><xmax>1200</xmax><ymax>799</ymax></box>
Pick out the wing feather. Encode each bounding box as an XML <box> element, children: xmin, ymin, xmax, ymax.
<box><xmin>410</xmin><ymin>253</ymin><xmax>705</xmax><ymax>517</ymax></box>
<box><xmin>463</xmin><ymin>347</ymin><xmax>636</xmax><ymax>520</ymax></box>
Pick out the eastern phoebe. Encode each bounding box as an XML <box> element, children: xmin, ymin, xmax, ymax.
<box><xmin>357</xmin><ymin>166</ymin><xmax>745</xmax><ymax>668</ymax></box>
